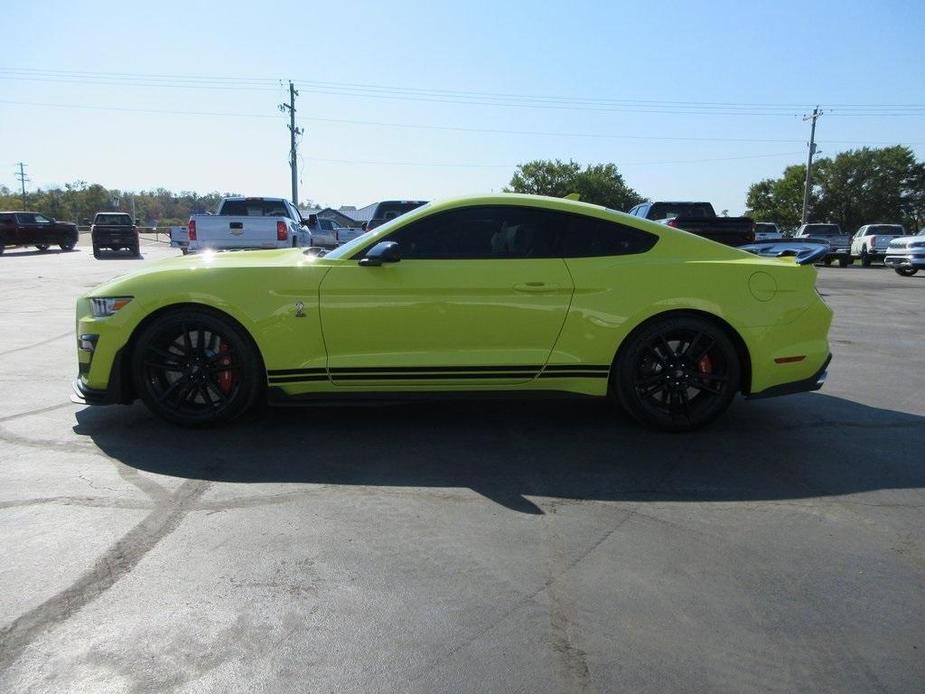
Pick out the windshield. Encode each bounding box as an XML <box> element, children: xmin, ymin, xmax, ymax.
<box><xmin>325</xmin><ymin>203</ymin><xmax>433</xmax><ymax>259</ymax></box>
<box><xmin>803</xmin><ymin>224</ymin><xmax>844</xmax><ymax>235</ymax></box>
<box><xmin>649</xmin><ymin>202</ymin><xmax>713</xmax><ymax>219</ymax></box>
<box><xmin>95</xmin><ymin>214</ymin><xmax>132</xmax><ymax>225</ymax></box>
<box><xmin>867</xmin><ymin>225</ymin><xmax>904</xmax><ymax>234</ymax></box>
<box><xmin>754</xmin><ymin>223</ymin><xmax>778</xmax><ymax>232</ymax></box>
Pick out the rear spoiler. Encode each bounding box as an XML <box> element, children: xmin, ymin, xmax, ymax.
<box><xmin>739</xmin><ymin>239</ymin><xmax>830</xmax><ymax>266</ymax></box>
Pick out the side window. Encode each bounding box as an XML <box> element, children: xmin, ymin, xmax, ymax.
<box><xmin>16</xmin><ymin>214</ymin><xmax>37</xmax><ymax>224</ymax></box>
<box><xmin>378</xmin><ymin>206</ymin><xmax>557</xmax><ymax>260</ymax></box>
<box><xmin>0</xmin><ymin>213</ymin><xmax>14</xmax><ymax>225</ymax></box>
<box><xmin>554</xmin><ymin>213</ymin><xmax>659</xmax><ymax>258</ymax></box>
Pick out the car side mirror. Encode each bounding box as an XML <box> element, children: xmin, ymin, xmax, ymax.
<box><xmin>358</xmin><ymin>241</ymin><xmax>401</xmax><ymax>266</ymax></box>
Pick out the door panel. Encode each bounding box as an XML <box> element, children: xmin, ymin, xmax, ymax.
<box><xmin>319</xmin><ymin>259</ymin><xmax>574</xmax><ymax>386</ymax></box>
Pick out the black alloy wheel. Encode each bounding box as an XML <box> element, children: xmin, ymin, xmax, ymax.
<box><xmin>132</xmin><ymin>309</ymin><xmax>262</xmax><ymax>426</ymax></box>
<box><xmin>614</xmin><ymin>316</ymin><xmax>741</xmax><ymax>432</ymax></box>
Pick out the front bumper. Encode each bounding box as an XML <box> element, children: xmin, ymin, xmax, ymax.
<box><xmin>884</xmin><ymin>253</ymin><xmax>925</xmax><ymax>269</ymax></box>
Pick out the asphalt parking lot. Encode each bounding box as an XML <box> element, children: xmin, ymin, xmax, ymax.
<box><xmin>1</xmin><ymin>236</ymin><xmax>923</xmax><ymax>693</ymax></box>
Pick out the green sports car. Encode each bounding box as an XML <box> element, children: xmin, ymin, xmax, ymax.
<box><xmin>73</xmin><ymin>194</ymin><xmax>832</xmax><ymax>431</ymax></box>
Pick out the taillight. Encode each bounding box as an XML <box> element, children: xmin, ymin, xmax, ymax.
<box><xmin>188</xmin><ymin>219</ymin><xmax>197</xmax><ymax>241</ymax></box>
<box><xmin>869</xmin><ymin>235</ymin><xmax>877</xmax><ymax>247</ymax></box>
<box><xmin>277</xmin><ymin>220</ymin><xmax>288</xmax><ymax>241</ymax></box>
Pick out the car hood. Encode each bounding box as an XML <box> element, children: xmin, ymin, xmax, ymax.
<box><xmin>888</xmin><ymin>236</ymin><xmax>925</xmax><ymax>249</ymax></box>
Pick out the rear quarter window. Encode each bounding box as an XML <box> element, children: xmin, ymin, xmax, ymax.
<box><xmin>554</xmin><ymin>213</ymin><xmax>659</xmax><ymax>257</ymax></box>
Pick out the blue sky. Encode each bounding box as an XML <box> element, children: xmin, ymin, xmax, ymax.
<box><xmin>2</xmin><ymin>0</ymin><xmax>923</xmax><ymax>214</ymax></box>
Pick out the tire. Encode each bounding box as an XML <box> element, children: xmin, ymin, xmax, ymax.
<box><xmin>35</xmin><ymin>244</ymin><xmax>50</xmax><ymax>252</ymax></box>
<box><xmin>131</xmin><ymin>243</ymin><xmax>141</xmax><ymax>258</ymax></box>
<box><xmin>838</xmin><ymin>256</ymin><xmax>849</xmax><ymax>267</ymax></box>
<box><xmin>613</xmin><ymin>315</ymin><xmax>741</xmax><ymax>432</ymax></box>
<box><xmin>895</xmin><ymin>267</ymin><xmax>918</xmax><ymax>277</ymax></box>
<box><xmin>131</xmin><ymin>308</ymin><xmax>263</xmax><ymax>426</ymax></box>
<box><xmin>861</xmin><ymin>250</ymin><xmax>871</xmax><ymax>267</ymax></box>
<box><xmin>59</xmin><ymin>241</ymin><xmax>75</xmax><ymax>252</ymax></box>
<box><xmin>111</xmin><ymin>246</ymin><xmax>120</xmax><ymax>253</ymax></box>
<box><xmin>0</xmin><ymin>243</ymin><xmax>5</xmax><ymax>255</ymax></box>
<box><xmin>823</xmin><ymin>258</ymin><xmax>832</xmax><ymax>266</ymax></box>
<box><xmin>92</xmin><ymin>243</ymin><xmax>101</xmax><ymax>259</ymax></box>
<box><xmin>181</xmin><ymin>248</ymin><xmax>189</xmax><ymax>255</ymax></box>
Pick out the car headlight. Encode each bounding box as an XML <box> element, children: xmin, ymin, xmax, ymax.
<box><xmin>90</xmin><ymin>297</ymin><xmax>133</xmax><ymax>317</ymax></box>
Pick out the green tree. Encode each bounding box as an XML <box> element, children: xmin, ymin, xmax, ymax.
<box><xmin>814</xmin><ymin>146</ymin><xmax>925</xmax><ymax>233</ymax></box>
<box><xmin>745</xmin><ymin>164</ymin><xmax>812</xmax><ymax>230</ymax></box>
<box><xmin>745</xmin><ymin>146</ymin><xmax>925</xmax><ymax>233</ymax></box>
<box><xmin>506</xmin><ymin>159</ymin><xmax>644</xmax><ymax>210</ymax></box>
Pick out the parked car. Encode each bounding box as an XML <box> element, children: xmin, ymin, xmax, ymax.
<box><xmin>884</xmin><ymin>228</ymin><xmax>925</xmax><ymax>276</ymax></box>
<box><xmin>794</xmin><ymin>223</ymin><xmax>851</xmax><ymax>267</ymax></box>
<box><xmin>91</xmin><ymin>212</ymin><xmax>140</xmax><ymax>258</ymax></box>
<box><xmin>170</xmin><ymin>225</ymin><xmax>189</xmax><ymax>254</ymax></box>
<box><xmin>754</xmin><ymin>222</ymin><xmax>783</xmax><ymax>241</ymax></box>
<box><xmin>366</xmin><ymin>200</ymin><xmax>428</xmax><ymax>230</ymax></box>
<box><xmin>850</xmin><ymin>224</ymin><xmax>907</xmax><ymax>266</ymax></box>
<box><xmin>306</xmin><ymin>217</ymin><xmax>338</xmax><ymax>249</ymax></box>
<box><xmin>334</xmin><ymin>224</ymin><xmax>366</xmax><ymax>245</ymax></box>
<box><xmin>627</xmin><ymin>201</ymin><xmax>755</xmax><ymax>246</ymax></box>
<box><xmin>73</xmin><ymin>193</ymin><xmax>832</xmax><ymax>432</ymax></box>
<box><xmin>0</xmin><ymin>211</ymin><xmax>78</xmax><ymax>254</ymax></box>
<box><xmin>188</xmin><ymin>197</ymin><xmax>310</xmax><ymax>252</ymax></box>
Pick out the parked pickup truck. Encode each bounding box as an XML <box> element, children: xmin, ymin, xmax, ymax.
<box><xmin>0</xmin><ymin>211</ymin><xmax>78</xmax><ymax>254</ymax></box>
<box><xmin>188</xmin><ymin>197</ymin><xmax>310</xmax><ymax>252</ymax></box>
<box><xmin>627</xmin><ymin>201</ymin><xmax>755</xmax><ymax>246</ymax></box>
<box><xmin>884</xmin><ymin>228</ymin><xmax>925</xmax><ymax>276</ymax></box>
<box><xmin>850</xmin><ymin>224</ymin><xmax>907</xmax><ymax>266</ymax></box>
<box><xmin>91</xmin><ymin>212</ymin><xmax>140</xmax><ymax>258</ymax></box>
<box><xmin>794</xmin><ymin>223</ymin><xmax>851</xmax><ymax>267</ymax></box>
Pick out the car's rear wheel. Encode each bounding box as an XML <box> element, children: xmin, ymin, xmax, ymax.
<box><xmin>823</xmin><ymin>257</ymin><xmax>832</xmax><ymax>266</ymax></box>
<box><xmin>895</xmin><ymin>267</ymin><xmax>918</xmax><ymax>277</ymax></box>
<box><xmin>35</xmin><ymin>244</ymin><xmax>50</xmax><ymax>252</ymax></box>
<box><xmin>131</xmin><ymin>242</ymin><xmax>141</xmax><ymax>257</ymax></box>
<box><xmin>131</xmin><ymin>309</ymin><xmax>263</xmax><ymax>426</ymax></box>
<box><xmin>613</xmin><ymin>315</ymin><xmax>741</xmax><ymax>432</ymax></box>
<box><xmin>59</xmin><ymin>240</ymin><xmax>75</xmax><ymax>252</ymax></box>
<box><xmin>861</xmin><ymin>250</ymin><xmax>871</xmax><ymax>267</ymax></box>
<box><xmin>838</xmin><ymin>256</ymin><xmax>849</xmax><ymax>267</ymax></box>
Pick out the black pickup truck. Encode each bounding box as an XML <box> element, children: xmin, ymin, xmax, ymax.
<box><xmin>0</xmin><ymin>211</ymin><xmax>79</xmax><ymax>254</ymax></box>
<box><xmin>627</xmin><ymin>201</ymin><xmax>755</xmax><ymax>246</ymax></box>
<box><xmin>91</xmin><ymin>212</ymin><xmax>140</xmax><ymax>258</ymax></box>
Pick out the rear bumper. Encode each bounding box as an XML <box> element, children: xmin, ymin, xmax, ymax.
<box><xmin>747</xmin><ymin>353</ymin><xmax>830</xmax><ymax>400</ymax></box>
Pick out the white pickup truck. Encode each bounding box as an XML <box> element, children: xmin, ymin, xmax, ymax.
<box><xmin>850</xmin><ymin>224</ymin><xmax>907</xmax><ymax>266</ymax></box>
<box><xmin>188</xmin><ymin>197</ymin><xmax>311</xmax><ymax>252</ymax></box>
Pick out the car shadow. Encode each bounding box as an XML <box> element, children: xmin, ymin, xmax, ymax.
<box><xmin>73</xmin><ymin>394</ymin><xmax>925</xmax><ymax>514</ymax></box>
<box><xmin>0</xmin><ymin>247</ymin><xmax>77</xmax><ymax>257</ymax></box>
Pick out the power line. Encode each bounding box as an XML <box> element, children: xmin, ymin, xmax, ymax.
<box><xmin>3</xmin><ymin>67</ymin><xmax>925</xmax><ymax>111</ymax></box>
<box><xmin>2</xmin><ymin>68</ymin><xmax>924</xmax><ymax>116</ymax></box>
<box><xmin>2</xmin><ymin>98</ymin><xmax>923</xmax><ymax>147</ymax></box>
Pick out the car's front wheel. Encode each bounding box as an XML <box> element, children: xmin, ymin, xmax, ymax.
<box><xmin>895</xmin><ymin>267</ymin><xmax>918</xmax><ymax>277</ymax></box>
<box><xmin>35</xmin><ymin>244</ymin><xmax>50</xmax><ymax>252</ymax></box>
<box><xmin>59</xmin><ymin>240</ymin><xmax>76</xmax><ymax>252</ymax></box>
<box><xmin>131</xmin><ymin>309</ymin><xmax>263</xmax><ymax>426</ymax></box>
<box><xmin>613</xmin><ymin>315</ymin><xmax>741</xmax><ymax>432</ymax></box>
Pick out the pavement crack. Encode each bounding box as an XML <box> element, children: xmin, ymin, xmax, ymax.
<box><xmin>0</xmin><ymin>331</ymin><xmax>73</xmax><ymax>357</ymax></box>
<box><xmin>0</xmin><ymin>478</ymin><xmax>210</xmax><ymax>672</ymax></box>
<box><xmin>0</xmin><ymin>402</ymin><xmax>75</xmax><ymax>424</ymax></box>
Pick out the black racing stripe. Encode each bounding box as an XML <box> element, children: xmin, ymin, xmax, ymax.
<box><xmin>330</xmin><ymin>365</ymin><xmax>543</xmax><ymax>373</ymax></box>
<box><xmin>538</xmin><ymin>372</ymin><xmax>609</xmax><ymax>379</ymax></box>
<box><xmin>267</xmin><ymin>368</ymin><xmax>327</xmax><ymax>376</ymax></box>
<box><xmin>543</xmin><ymin>364</ymin><xmax>610</xmax><ymax>371</ymax></box>
<box><xmin>332</xmin><ymin>373</ymin><xmax>537</xmax><ymax>381</ymax></box>
<box><xmin>268</xmin><ymin>375</ymin><xmax>330</xmax><ymax>383</ymax></box>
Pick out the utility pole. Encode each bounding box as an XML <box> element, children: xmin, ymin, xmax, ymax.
<box><xmin>15</xmin><ymin>162</ymin><xmax>29</xmax><ymax>210</ymax></box>
<box><xmin>801</xmin><ymin>106</ymin><xmax>823</xmax><ymax>225</ymax></box>
<box><xmin>278</xmin><ymin>82</ymin><xmax>303</xmax><ymax>206</ymax></box>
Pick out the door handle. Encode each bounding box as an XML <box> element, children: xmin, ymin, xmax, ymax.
<box><xmin>513</xmin><ymin>282</ymin><xmax>560</xmax><ymax>293</ymax></box>
<box><xmin>229</xmin><ymin>222</ymin><xmax>243</xmax><ymax>230</ymax></box>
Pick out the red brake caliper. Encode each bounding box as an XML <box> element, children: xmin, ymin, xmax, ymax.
<box><xmin>217</xmin><ymin>341</ymin><xmax>234</xmax><ymax>394</ymax></box>
<box><xmin>698</xmin><ymin>354</ymin><xmax>713</xmax><ymax>377</ymax></box>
